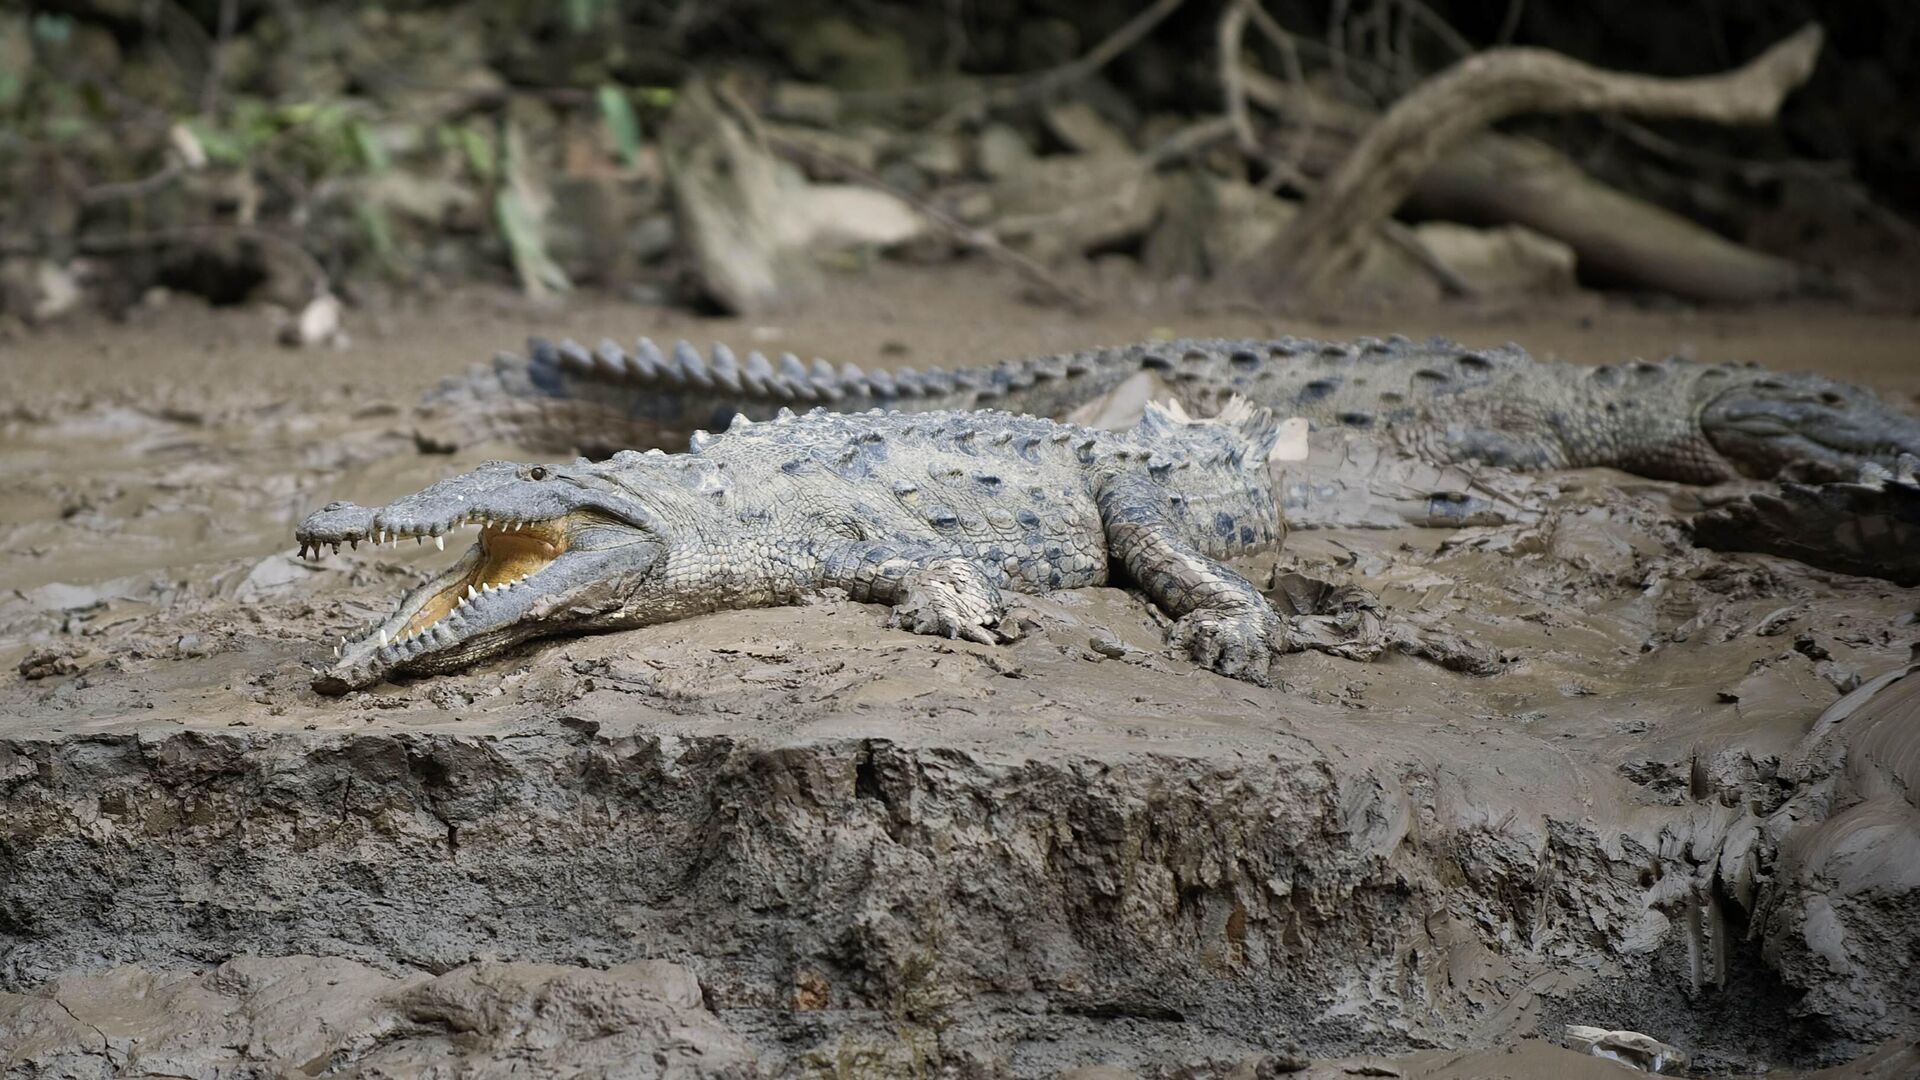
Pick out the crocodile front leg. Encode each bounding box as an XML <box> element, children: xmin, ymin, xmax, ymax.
<box><xmin>817</xmin><ymin>541</ymin><xmax>1012</xmax><ymax>645</ymax></box>
<box><xmin>1096</xmin><ymin>476</ymin><xmax>1281</xmax><ymax>685</ymax></box>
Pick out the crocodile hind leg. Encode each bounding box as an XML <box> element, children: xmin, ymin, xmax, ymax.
<box><xmin>817</xmin><ymin>541</ymin><xmax>1012</xmax><ymax>644</ymax></box>
<box><xmin>1096</xmin><ymin>475</ymin><xmax>1282</xmax><ymax>684</ymax></box>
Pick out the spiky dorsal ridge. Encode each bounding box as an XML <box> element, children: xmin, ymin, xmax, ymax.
<box><xmin>1138</xmin><ymin>395</ymin><xmax>1304</xmax><ymax>465</ymax></box>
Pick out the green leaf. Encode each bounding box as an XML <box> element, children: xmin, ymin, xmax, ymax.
<box><xmin>30</xmin><ymin>13</ymin><xmax>72</xmax><ymax>45</ymax></box>
<box><xmin>186</xmin><ymin>118</ymin><xmax>249</xmax><ymax>166</ymax></box>
<box><xmin>356</xmin><ymin>203</ymin><xmax>395</xmax><ymax>259</ymax></box>
<box><xmin>563</xmin><ymin>0</ymin><xmax>601</xmax><ymax>34</ymax></box>
<box><xmin>596</xmin><ymin>84</ymin><xmax>641</xmax><ymax>167</ymax></box>
<box><xmin>349</xmin><ymin>120</ymin><xmax>389</xmax><ymax>173</ymax></box>
<box><xmin>454</xmin><ymin>123</ymin><xmax>495</xmax><ymax>182</ymax></box>
<box><xmin>495</xmin><ymin>190</ymin><xmax>570</xmax><ymax>300</ymax></box>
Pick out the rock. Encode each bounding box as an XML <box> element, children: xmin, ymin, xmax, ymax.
<box><xmin>992</xmin><ymin>154</ymin><xmax>1162</xmax><ymax>262</ymax></box>
<box><xmin>976</xmin><ymin>123</ymin><xmax>1036</xmax><ymax>180</ymax></box>
<box><xmin>1043</xmin><ymin>100</ymin><xmax>1133</xmax><ymax>156</ymax></box>
<box><xmin>663</xmin><ymin>80</ymin><xmax>924</xmax><ymax>314</ymax></box>
<box><xmin>663</xmin><ymin>80</ymin><xmax>822</xmax><ymax>314</ymax></box>
<box><xmin>276</xmin><ymin>293</ymin><xmax>348</xmax><ymax>349</ymax></box>
<box><xmin>1564</xmin><ymin>1025</ymin><xmax>1689</xmax><ymax>1073</ymax></box>
<box><xmin>16</xmin><ymin>643</ymin><xmax>90</xmax><ymax>681</ymax></box>
<box><xmin>796</xmin><ymin>185</ymin><xmax>923</xmax><ymax>250</ymax></box>
<box><xmin>1143</xmin><ymin>173</ymin><xmax>1299</xmax><ymax>281</ymax></box>
<box><xmin>0</xmin><ymin>259</ymin><xmax>88</xmax><ymax>324</ymax></box>
<box><xmin>1088</xmin><ymin>633</ymin><xmax>1128</xmax><ymax>659</ymax></box>
<box><xmin>906</xmin><ymin>134</ymin><xmax>968</xmax><ymax>180</ymax></box>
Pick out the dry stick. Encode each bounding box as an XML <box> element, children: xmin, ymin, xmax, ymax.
<box><xmin>762</xmin><ymin>133</ymin><xmax>1094</xmax><ymax>311</ymax></box>
<box><xmin>1238</xmin><ymin>1</ymin><xmax>1321</xmax><ymax>188</ymax></box>
<box><xmin>1220</xmin><ymin>1</ymin><xmax>1258</xmax><ymax>156</ymax></box>
<box><xmin>1495</xmin><ymin>0</ymin><xmax>1526</xmax><ymax>46</ymax></box>
<box><xmin>1241</xmin><ymin>23</ymin><xmax>1825</xmax><ymax>301</ymax></box>
<box><xmin>931</xmin><ymin>0</ymin><xmax>1190</xmax><ymax>130</ymax></box>
<box><xmin>1220</xmin><ymin>1</ymin><xmax>1468</xmax><ymax>295</ymax></box>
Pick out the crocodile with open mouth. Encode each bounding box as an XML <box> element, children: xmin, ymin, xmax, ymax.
<box><xmin>297</xmin><ymin>400</ymin><xmax>1330</xmax><ymax>694</ymax></box>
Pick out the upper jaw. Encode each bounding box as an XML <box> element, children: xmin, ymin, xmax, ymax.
<box><xmin>295</xmin><ymin>497</ymin><xmax>611</xmax><ymax>694</ymax></box>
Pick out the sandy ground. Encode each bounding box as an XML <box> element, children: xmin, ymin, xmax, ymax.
<box><xmin>1</xmin><ymin>264</ymin><xmax>1917</xmax><ymax>1076</ymax></box>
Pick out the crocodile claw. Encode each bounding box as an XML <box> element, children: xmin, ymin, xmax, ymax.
<box><xmin>887</xmin><ymin>560</ymin><xmax>1011</xmax><ymax>646</ymax></box>
<box><xmin>1167</xmin><ymin>608</ymin><xmax>1277</xmax><ymax>686</ymax></box>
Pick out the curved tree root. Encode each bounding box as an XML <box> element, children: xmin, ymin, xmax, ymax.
<box><xmin>1241</xmin><ymin>23</ymin><xmax>1825</xmax><ymax>302</ymax></box>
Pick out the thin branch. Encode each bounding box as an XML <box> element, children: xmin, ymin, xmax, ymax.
<box><xmin>1398</xmin><ymin>0</ymin><xmax>1475</xmax><ymax>61</ymax></box>
<box><xmin>1220</xmin><ymin>1</ymin><xmax>1258</xmax><ymax>156</ymax></box>
<box><xmin>80</xmin><ymin>163</ymin><xmax>184</xmax><ymax>206</ymax></box>
<box><xmin>1240</xmin><ymin>0</ymin><xmax>1317</xmax><ymax>172</ymax></box>
<box><xmin>1329</xmin><ymin>0</ymin><xmax>1354</xmax><ymax>99</ymax></box>
<box><xmin>931</xmin><ymin>0</ymin><xmax>1190</xmax><ymax>130</ymax></box>
<box><xmin>1495</xmin><ymin>0</ymin><xmax>1526</xmax><ymax>45</ymax></box>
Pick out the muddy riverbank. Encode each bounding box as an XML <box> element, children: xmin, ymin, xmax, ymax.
<box><xmin>2</xmin><ymin>267</ymin><xmax>1917</xmax><ymax>1076</ymax></box>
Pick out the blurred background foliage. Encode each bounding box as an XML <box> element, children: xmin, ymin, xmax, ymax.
<box><xmin>1</xmin><ymin>0</ymin><xmax>1914</xmax><ymax>322</ymax></box>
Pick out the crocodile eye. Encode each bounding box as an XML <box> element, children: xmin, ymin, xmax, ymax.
<box><xmin>529</xmin><ymin>466</ymin><xmax>548</xmax><ymax>480</ymax></box>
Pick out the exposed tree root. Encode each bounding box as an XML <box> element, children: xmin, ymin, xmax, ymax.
<box><xmin>1241</xmin><ymin>23</ymin><xmax>1825</xmax><ymax>302</ymax></box>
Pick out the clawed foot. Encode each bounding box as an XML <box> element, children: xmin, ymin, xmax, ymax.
<box><xmin>888</xmin><ymin>559</ymin><xmax>1011</xmax><ymax>646</ymax></box>
<box><xmin>1167</xmin><ymin>607</ymin><xmax>1279</xmax><ymax>685</ymax></box>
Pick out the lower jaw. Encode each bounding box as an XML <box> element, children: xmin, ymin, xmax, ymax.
<box><xmin>314</xmin><ymin>622</ymin><xmax>561</xmax><ymax>694</ymax></box>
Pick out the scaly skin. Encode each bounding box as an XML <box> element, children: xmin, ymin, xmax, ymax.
<box><xmin>417</xmin><ymin>334</ymin><xmax>1920</xmax><ymax>485</ymax></box>
<box><xmin>1691</xmin><ymin>457</ymin><xmax>1920</xmax><ymax>585</ymax></box>
<box><xmin>300</xmin><ymin>400</ymin><xmax>1316</xmax><ymax>693</ymax></box>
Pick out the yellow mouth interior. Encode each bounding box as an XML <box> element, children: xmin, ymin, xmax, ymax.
<box><xmin>400</xmin><ymin>518</ymin><xmax>572</xmax><ymax>637</ymax></box>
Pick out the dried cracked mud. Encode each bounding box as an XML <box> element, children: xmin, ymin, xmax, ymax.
<box><xmin>2</xmin><ymin>272</ymin><xmax>1917</xmax><ymax>1077</ymax></box>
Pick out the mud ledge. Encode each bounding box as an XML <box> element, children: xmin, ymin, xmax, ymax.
<box><xmin>1</xmin><ymin>581</ymin><xmax>1896</xmax><ymax>1074</ymax></box>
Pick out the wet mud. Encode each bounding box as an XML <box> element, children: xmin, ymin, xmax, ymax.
<box><xmin>2</xmin><ymin>269</ymin><xmax>1917</xmax><ymax>1076</ymax></box>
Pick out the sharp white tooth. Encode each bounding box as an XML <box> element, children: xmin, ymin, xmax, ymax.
<box><xmin>379</xmin><ymin>628</ymin><xmax>389</xmax><ymax>645</ymax></box>
<box><xmin>467</xmin><ymin>585</ymin><xmax>478</xmax><ymax>599</ymax></box>
<box><xmin>333</xmin><ymin>645</ymin><xmax>340</xmax><ymax>657</ymax></box>
<box><xmin>435</xmin><ymin>535</ymin><xmax>445</xmax><ymax>550</ymax></box>
<box><xmin>482</xmin><ymin>583</ymin><xmax>493</xmax><ymax>593</ymax></box>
